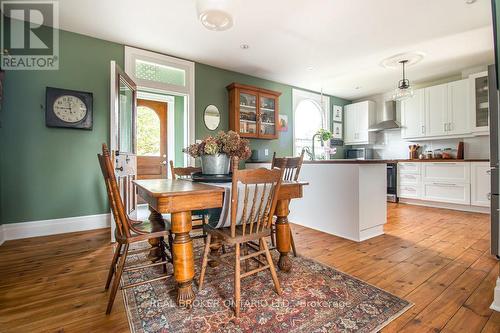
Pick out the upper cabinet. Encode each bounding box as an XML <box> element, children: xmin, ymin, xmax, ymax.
<box><xmin>401</xmin><ymin>78</ymin><xmax>472</xmax><ymax>140</ymax></box>
<box><xmin>344</xmin><ymin>101</ymin><xmax>376</xmax><ymax>145</ymax></box>
<box><xmin>227</xmin><ymin>83</ymin><xmax>281</xmax><ymax>139</ymax></box>
<box><xmin>401</xmin><ymin>89</ymin><xmax>425</xmax><ymax>139</ymax></box>
<box><xmin>469</xmin><ymin>71</ymin><xmax>489</xmax><ymax>134</ymax></box>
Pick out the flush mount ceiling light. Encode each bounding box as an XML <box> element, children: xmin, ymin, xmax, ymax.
<box><xmin>392</xmin><ymin>60</ymin><xmax>414</xmax><ymax>101</ymax></box>
<box><xmin>196</xmin><ymin>0</ymin><xmax>234</xmax><ymax>31</ymax></box>
<box><xmin>465</xmin><ymin>0</ymin><xmax>477</xmax><ymax>4</ymax></box>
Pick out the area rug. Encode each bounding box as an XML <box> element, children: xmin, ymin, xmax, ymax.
<box><xmin>121</xmin><ymin>240</ymin><xmax>412</xmax><ymax>333</ymax></box>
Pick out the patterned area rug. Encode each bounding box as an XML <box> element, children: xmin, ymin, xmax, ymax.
<box><xmin>121</xmin><ymin>240</ymin><xmax>412</xmax><ymax>333</ymax></box>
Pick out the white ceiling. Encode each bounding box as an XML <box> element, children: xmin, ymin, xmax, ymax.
<box><xmin>55</xmin><ymin>0</ymin><xmax>494</xmax><ymax>100</ymax></box>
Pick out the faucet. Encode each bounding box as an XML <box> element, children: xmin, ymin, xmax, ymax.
<box><xmin>310</xmin><ymin>133</ymin><xmax>325</xmax><ymax>160</ymax></box>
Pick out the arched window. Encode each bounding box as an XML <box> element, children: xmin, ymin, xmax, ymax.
<box><xmin>137</xmin><ymin>106</ymin><xmax>161</xmax><ymax>156</ymax></box>
<box><xmin>293</xmin><ymin>89</ymin><xmax>329</xmax><ymax>158</ymax></box>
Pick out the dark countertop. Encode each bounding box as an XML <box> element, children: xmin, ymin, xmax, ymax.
<box><xmin>246</xmin><ymin>159</ymin><xmax>490</xmax><ymax>164</ymax></box>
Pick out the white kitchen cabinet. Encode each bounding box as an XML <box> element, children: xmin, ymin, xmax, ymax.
<box><xmin>401</xmin><ymin>89</ymin><xmax>425</xmax><ymax>139</ymax></box>
<box><xmin>425</xmin><ymin>84</ymin><xmax>448</xmax><ymax>137</ymax></box>
<box><xmin>421</xmin><ymin>182</ymin><xmax>470</xmax><ymax>205</ymax></box>
<box><xmin>398</xmin><ymin>162</ymin><xmax>423</xmax><ymax>199</ymax></box>
<box><xmin>448</xmin><ymin>79</ymin><xmax>471</xmax><ymax>136</ymax></box>
<box><xmin>344</xmin><ymin>101</ymin><xmax>376</xmax><ymax>145</ymax></box>
<box><xmin>469</xmin><ymin>71</ymin><xmax>489</xmax><ymax>134</ymax></box>
<box><xmin>471</xmin><ymin>162</ymin><xmax>491</xmax><ymax>207</ymax></box>
<box><xmin>422</xmin><ymin>162</ymin><xmax>470</xmax><ymax>183</ymax></box>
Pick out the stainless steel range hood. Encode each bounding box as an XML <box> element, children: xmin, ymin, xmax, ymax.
<box><xmin>368</xmin><ymin>100</ymin><xmax>400</xmax><ymax>132</ymax></box>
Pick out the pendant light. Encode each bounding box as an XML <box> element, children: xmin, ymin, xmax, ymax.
<box><xmin>196</xmin><ymin>0</ymin><xmax>234</xmax><ymax>31</ymax></box>
<box><xmin>392</xmin><ymin>60</ymin><xmax>414</xmax><ymax>101</ymax></box>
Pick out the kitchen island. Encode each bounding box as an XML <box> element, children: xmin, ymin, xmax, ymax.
<box><xmin>246</xmin><ymin>159</ymin><xmax>388</xmax><ymax>241</ymax></box>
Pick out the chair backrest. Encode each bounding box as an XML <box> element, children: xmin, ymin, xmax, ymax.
<box><xmin>229</xmin><ymin>157</ymin><xmax>283</xmax><ymax>238</ymax></box>
<box><xmin>169</xmin><ymin>160</ymin><xmax>202</xmax><ymax>179</ymax></box>
<box><xmin>271</xmin><ymin>150</ymin><xmax>305</xmax><ymax>181</ymax></box>
<box><xmin>98</xmin><ymin>144</ymin><xmax>131</xmax><ymax>238</ymax></box>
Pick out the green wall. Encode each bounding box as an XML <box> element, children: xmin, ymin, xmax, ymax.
<box><xmin>0</xmin><ymin>28</ymin><xmax>349</xmax><ymax>224</ymax></box>
<box><xmin>195</xmin><ymin>63</ymin><xmax>350</xmax><ymax>160</ymax></box>
<box><xmin>0</xmin><ymin>29</ymin><xmax>123</xmax><ymax>224</ymax></box>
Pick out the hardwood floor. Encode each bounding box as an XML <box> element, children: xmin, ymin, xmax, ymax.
<box><xmin>0</xmin><ymin>203</ymin><xmax>498</xmax><ymax>332</ymax></box>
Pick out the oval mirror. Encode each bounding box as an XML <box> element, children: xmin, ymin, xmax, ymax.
<box><xmin>204</xmin><ymin>104</ymin><xmax>220</xmax><ymax>131</ymax></box>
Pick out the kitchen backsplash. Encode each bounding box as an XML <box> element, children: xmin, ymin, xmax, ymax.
<box><xmin>369</xmin><ymin>130</ymin><xmax>490</xmax><ymax>160</ymax></box>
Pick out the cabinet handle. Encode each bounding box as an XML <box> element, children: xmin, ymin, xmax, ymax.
<box><xmin>421</xmin><ymin>125</ymin><xmax>425</xmax><ymax>134</ymax></box>
<box><xmin>432</xmin><ymin>182</ymin><xmax>457</xmax><ymax>187</ymax></box>
<box><xmin>444</xmin><ymin>123</ymin><xmax>447</xmax><ymax>132</ymax></box>
<box><xmin>449</xmin><ymin>122</ymin><xmax>453</xmax><ymax>131</ymax></box>
<box><xmin>488</xmin><ymin>193</ymin><xmax>492</xmax><ymax>201</ymax></box>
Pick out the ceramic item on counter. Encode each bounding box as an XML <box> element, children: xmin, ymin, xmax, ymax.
<box><xmin>408</xmin><ymin>144</ymin><xmax>420</xmax><ymax>160</ymax></box>
<box><xmin>419</xmin><ymin>154</ymin><xmax>424</xmax><ymax>159</ymax></box>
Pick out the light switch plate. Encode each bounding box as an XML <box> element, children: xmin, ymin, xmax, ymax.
<box><xmin>264</xmin><ymin>149</ymin><xmax>269</xmax><ymax>156</ymax></box>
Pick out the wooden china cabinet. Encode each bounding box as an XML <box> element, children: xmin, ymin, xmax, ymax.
<box><xmin>227</xmin><ymin>83</ymin><xmax>281</xmax><ymax>139</ymax></box>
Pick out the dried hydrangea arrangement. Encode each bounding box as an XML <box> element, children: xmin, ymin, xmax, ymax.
<box><xmin>184</xmin><ymin>130</ymin><xmax>252</xmax><ymax>160</ymax></box>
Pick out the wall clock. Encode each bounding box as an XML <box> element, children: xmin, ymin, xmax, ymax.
<box><xmin>46</xmin><ymin>87</ymin><xmax>93</xmax><ymax>130</ymax></box>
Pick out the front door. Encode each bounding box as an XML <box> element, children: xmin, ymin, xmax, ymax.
<box><xmin>136</xmin><ymin>99</ymin><xmax>168</xmax><ymax>179</ymax></box>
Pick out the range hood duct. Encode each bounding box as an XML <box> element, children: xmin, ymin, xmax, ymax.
<box><xmin>368</xmin><ymin>100</ymin><xmax>400</xmax><ymax>132</ymax></box>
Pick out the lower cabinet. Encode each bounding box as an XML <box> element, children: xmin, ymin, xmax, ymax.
<box><xmin>397</xmin><ymin>161</ymin><xmax>490</xmax><ymax>208</ymax></box>
<box><xmin>470</xmin><ymin>162</ymin><xmax>491</xmax><ymax>207</ymax></box>
<box><xmin>421</xmin><ymin>182</ymin><xmax>470</xmax><ymax>205</ymax></box>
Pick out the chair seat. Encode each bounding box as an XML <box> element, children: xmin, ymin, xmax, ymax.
<box><xmin>204</xmin><ymin>224</ymin><xmax>271</xmax><ymax>245</ymax></box>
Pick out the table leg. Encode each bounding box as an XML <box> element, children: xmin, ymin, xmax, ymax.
<box><xmin>147</xmin><ymin>206</ymin><xmax>164</xmax><ymax>261</ymax></box>
<box><xmin>275</xmin><ymin>199</ymin><xmax>292</xmax><ymax>272</ymax></box>
<box><xmin>171</xmin><ymin>211</ymin><xmax>195</xmax><ymax>307</ymax></box>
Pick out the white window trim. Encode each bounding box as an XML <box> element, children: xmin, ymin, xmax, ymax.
<box><xmin>124</xmin><ymin>46</ymin><xmax>195</xmax><ymax>167</ymax></box>
<box><xmin>292</xmin><ymin>89</ymin><xmax>330</xmax><ymax>156</ymax></box>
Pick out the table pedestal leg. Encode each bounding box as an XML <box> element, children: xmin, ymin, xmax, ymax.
<box><xmin>275</xmin><ymin>199</ymin><xmax>292</xmax><ymax>272</ymax></box>
<box><xmin>148</xmin><ymin>206</ymin><xmax>164</xmax><ymax>261</ymax></box>
<box><xmin>171</xmin><ymin>211</ymin><xmax>195</xmax><ymax>307</ymax></box>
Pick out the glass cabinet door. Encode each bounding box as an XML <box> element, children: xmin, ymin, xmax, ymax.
<box><xmin>474</xmin><ymin>75</ymin><xmax>489</xmax><ymax>129</ymax></box>
<box><xmin>238</xmin><ymin>91</ymin><xmax>258</xmax><ymax>136</ymax></box>
<box><xmin>259</xmin><ymin>94</ymin><xmax>277</xmax><ymax>137</ymax></box>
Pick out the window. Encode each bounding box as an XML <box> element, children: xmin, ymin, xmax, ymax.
<box><xmin>137</xmin><ymin>106</ymin><xmax>161</xmax><ymax>156</ymax></box>
<box><xmin>293</xmin><ymin>89</ymin><xmax>330</xmax><ymax>158</ymax></box>
<box><xmin>135</xmin><ymin>60</ymin><xmax>186</xmax><ymax>87</ymax></box>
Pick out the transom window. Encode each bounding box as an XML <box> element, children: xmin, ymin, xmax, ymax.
<box><xmin>135</xmin><ymin>60</ymin><xmax>186</xmax><ymax>87</ymax></box>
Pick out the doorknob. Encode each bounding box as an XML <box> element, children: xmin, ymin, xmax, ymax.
<box><xmin>160</xmin><ymin>161</ymin><xmax>167</xmax><ymax>165</ymax></box>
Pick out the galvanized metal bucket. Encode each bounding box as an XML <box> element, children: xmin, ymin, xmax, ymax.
<box><xmin>200</xmin><ymin>153</ymin><xmax>230</xmax><ymax>175</ymax></box>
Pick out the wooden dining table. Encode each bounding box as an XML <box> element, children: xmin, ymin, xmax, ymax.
<box><xmin>134</xmin><ymin>178</ymin><xmax>307</xmax><ymax>307</ymax></box>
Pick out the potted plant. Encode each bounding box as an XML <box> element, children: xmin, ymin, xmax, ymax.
<box><xmin>184</xmin><ymin>130</ymin><xmax>252</xmax><ymax>175</ymax></box>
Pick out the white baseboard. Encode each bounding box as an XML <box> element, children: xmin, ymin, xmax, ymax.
<box><xmin>491</xmin><ymin>277</ymin><xmax>500</xmax><ymax>312</ymax></box>
<box><xmin>1</xmin><ymin>213</ymin><xmax>111</xmax><ymax>243</ymax></box>
<box><xmin>398</xmin><ymin>198</ymin><xmax>490</xmax><ymax>214</ymax></box>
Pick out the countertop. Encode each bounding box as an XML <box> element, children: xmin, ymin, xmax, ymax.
<box><xmin>245</xmin><ymin>159</ymin><xmax>490</xmax><ymax>164</ymax></box>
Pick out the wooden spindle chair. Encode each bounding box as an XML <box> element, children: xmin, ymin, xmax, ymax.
<box><xmin>98</xmin><ymin>144</ymin><xmax>172</xmax><ymax>314</ymax></box>
<box><xmin>269</xmin><ymin>150</ymin><xmax>305</xmax><ymax>256</ymax></box>
<box><xmin>198</xmin><ymin>157</ymin><xmax>283</xmax><ymax>317</ymax></box>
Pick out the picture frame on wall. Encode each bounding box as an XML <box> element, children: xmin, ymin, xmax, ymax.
<box><xmin>278</xmin><ymin>114</ymin><xmax>288</xmax><ymax>132</ymax></box>
<box><xmin>332</xmin><ymin>122</ymin><xmax>342</xmax><ymax>139</ymax></box>
<box><xmin>333</xmin><ymin>105</ymin><xmax>342</xmax><ymax>122</ymax></box>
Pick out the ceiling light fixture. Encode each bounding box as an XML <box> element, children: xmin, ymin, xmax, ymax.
<box><xmin>196</xmin><ymin>0</ymin><xmax>234</xmax><ymax>31</ymax></box>
<box><xmin>392</xmin><ymin>60</ymin><xmax>414</xmax><ymax>101</ymax></box>
<box><xmin>465</xmin><ymin>0</ymin><xmax>477</xmax><ymax>4</ymax></box>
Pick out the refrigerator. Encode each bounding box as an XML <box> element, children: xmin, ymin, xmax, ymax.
<box><xmin>490</xmin><ymin>63</ymin><xmax>500</xmax><ymax>258</ymax></box>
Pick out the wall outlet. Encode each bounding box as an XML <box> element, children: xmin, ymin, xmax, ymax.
<box><xmin>264</xmin><ymin>149</ymin><xmax>269</xmax><ymax>156</ymax></box>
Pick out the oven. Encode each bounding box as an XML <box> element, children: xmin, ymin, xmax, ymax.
<box><xmin>387</xmin><ymin>162</ymin><xmax>398</xmax><ymax>202</ymax></box>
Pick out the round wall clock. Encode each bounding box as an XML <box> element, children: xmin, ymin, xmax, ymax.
<box><xmin>46</xmin><ymin>87</ymin><xmax>93</xmax><ymax>130</ymax></box>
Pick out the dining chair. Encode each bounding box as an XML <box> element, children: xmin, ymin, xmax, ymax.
<box><xmin>269</xmin><ymin>150</ymin><xmax>305</xmax><ymax>257</ymax></box>
<box><xmin>98</xmin><ymin>144</ymin><xmax>172</xmax><ymax>315</ymax></box>
<box><xmin>198</xmin><ymin>157</ymin><xmax>283</xmax><ymax>317</ymax></box>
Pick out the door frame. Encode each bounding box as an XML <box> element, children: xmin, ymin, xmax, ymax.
<box><xmin>124</xmin><ymin>46</ymin><xmax>194</xmax><ymax>167</ymax></box>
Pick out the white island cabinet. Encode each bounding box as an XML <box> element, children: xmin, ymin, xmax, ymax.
<box><xmin>246</xmin><ymin>160</ymin><xmax>388</xmax><ymax>242</ymax></box>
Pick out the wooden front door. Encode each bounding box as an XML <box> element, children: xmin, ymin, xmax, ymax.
<box><xmin>136</xmin><ymin>99</ymin><xmax>168</xmax><ymax>179</ymax></box>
